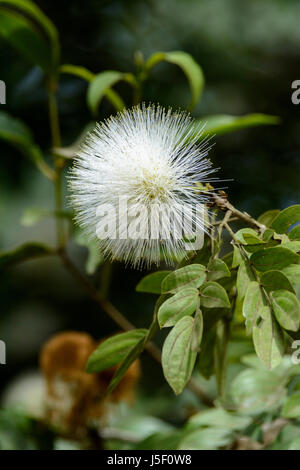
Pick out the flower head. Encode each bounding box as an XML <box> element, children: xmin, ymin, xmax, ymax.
<box><xmin>70</xmin><ymin>104</ymin><xmax>217</xmax><ymax>268</ymax></box>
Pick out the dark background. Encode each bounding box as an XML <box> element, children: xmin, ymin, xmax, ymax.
<box><xmin>0</xmin><ymin>0</ymin><xmax>300</xmax><ymax>405</ymax></box>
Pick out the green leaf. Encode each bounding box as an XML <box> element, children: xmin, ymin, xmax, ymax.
<box><xmin>86</xmin><ymin>329</ymin><xmax>148</xmax><ymax>373</ymax></box>
<box><xmin>289</xmin><ymin>225</ymin><xmax>300</xmax><ymax>241</ymax></box>
<box><xmin>87</xmin><ymin>70</ymin><xmax>126</xmax><ymax>114</ymax></box>
<box><xmin>231</xmin><ymin>367</ymin><xmax>287</xmax><ymax>412</ymax></box>
<box><xmin>258</xmin><ymin>209</ymin><xmax>281</xmax><ymax>227</ymax></box>
<box><xmin>207</xmin><ymin>258</ymin><xmax>230</xmax><ymax>281</ymax></box>
<box><xmin>178</xmin><ymin>428</ymin><xmax>234</xmax><ymax>450</ymax></box>
<box><xmin>271</xmin><ymin>205</ymin><xmax>300</xmax><ymax>234</ymax></box>
<box><xmin>260</xmin><ymin>270</ymin><xmax>295</xmax><ymax>294</ymax></box>
<box><xmin>0</xmin><ymin>242</ymin><xmax>52</xmax><ymax>268</ymax></box>
<box><xmin>0</xmin><ymin>0</ymin><xmax>59</xmax><ymax>74</ymax></box>
<box><xmin>232</xmin><ymin>245</ymin><xmax>243</xmax><ymax>268</ymax></box>
<box><xmin>191</xmin><ymin>308</ymin><xmax>203</xmax><ymax>352</ymax></box>
<box><xmin>145</xmin><ymin>51</ymin><xmax>204</xmax><ymax>110</ymax></box>
<box><xmin>193</xmin><ymin>113</ymin><xmax>280</xmax><ymax>139</ymax></box>
<box><xmin>253</xmin><ymin>306</ymin><xmax>285</xmax><ymax>369</ymax></box>
<box><xmin>250</xmin><ymin>246</ymin><xmax>299</xmax><ymax>272</ymax></box>
<box><xmin>60</xmin><ymin>64</ymin><xmax>95</xmax><ymax>82</ymax></box>
<box><xmin>0</xmin><ymin>112</ymin><xmax>55</xmax><ymax>180</ymax></box>
<box><xmin>163</xmin><ymin>51</ymin><xmax>204</xmax><ymax>110</ymax></box>
<box><xmin>262</xmin><ymin>228</ymin><xmax>276</xmax><ymax>242</ymax></box>
<box><xmin>282</xmin><ymin>392</ymin><xmax>300</xmax><ymax>418</ymax></box>
<box><xmin>282</xmin><ymin>265</ymin><xmax>300</xmax><ymax>285</ymax></box>
<box><xmin>234</xmin><ymin>228</ymin><xmax>266</xmax><ymax>253</ymax></box>
<box><xmin>271</xmin><ymin>290</ymin><xmax>300</xmax><ymax>332</ymax></box>
<box><xmin>282</xmin><ymin>241</ymin><xmax>300</xmax><ymax>254</ymax></box>
<box><xmin>161</xmin><ymin>264</ymin><xmax>206</xmax><ymax>294</ymax></box>
<box><xmin>105</xmin><ymin>337</ymin><xmax>145</xmax><ymax>396</ymax></box>
<box><xmin>187</xmin><ymin>408</ymin><xmax>251</xmax><ymax>431</ymax></box>
<box><xmin>200</xmin><ymin>281</ymin><xmax>230</xmax><ymax>308</ymax></box>
<box><xmin>243</xmin><ymin>281</ymin><xmax>265</xmax><ymax>334</ymax></box>
<box><xmin>60</xmin><ymin>65</ymin><xmax>126</xmax><ymax>114</ymax></box>
<box><xmin>235</xmin><ymin>228</ymin><xmax>264</xmax><ymax>245</ymax></box>
<box><xmin>0</xmin><ymin>110</ymin><xmax>32</xmax><ymax>145</ymax></box>
<box><xmin>158</xmin><ymin>288</ymin><xmax>199</xmax><ymax>328</ymax></box>
<box><xmin>136</xmin><ymin>271</ymin><xmax>171</xmax><ymax>294</ymax></box>
<box><xmin>234</xmin><ymin>259</ymin><xmax>256</xmax><ymax>316</ymax></box>
<box><xmin>162</xmin><ymin>316</ymin><xmax>197</xmax><ymax>395</ymax></box>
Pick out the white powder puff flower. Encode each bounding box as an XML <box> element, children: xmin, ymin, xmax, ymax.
<box><xmin>69</xmin><ymin>104</ymin><xmax>217</xmax><ymax>268</ymax></box>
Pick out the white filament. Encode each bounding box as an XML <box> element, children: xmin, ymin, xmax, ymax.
<box><xmin>69</xmin><ymin>104</ymin><xmax>217</xmax><ymax>268</ymax></box>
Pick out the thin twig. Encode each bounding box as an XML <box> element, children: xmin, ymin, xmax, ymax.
<box><xmin>213</xmin><ymin>192</ymin><xmax>266</xmax><ymax>232</ymax></box>
<box><xmin>218</xmin><ymin>210</ymin><xmax>232</xmax><ymax>245</ymax></box>
<box><xmin>213</xmin><ymin>217</ymin><xmax>238</xmax><ymax>226</ymax></box>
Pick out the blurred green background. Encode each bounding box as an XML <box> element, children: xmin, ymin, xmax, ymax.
<box><xmin>0</xmin><ymin>0</ymin><xmax>300</xmax><ymax>419</ymax></box>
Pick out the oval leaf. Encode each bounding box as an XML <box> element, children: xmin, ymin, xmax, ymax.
<box><xmin>282</xmin><ymin>241</ymin><xmax>300</xmax><ymax>254</ymax></box>
<box><xmin>86</xmin><ymin>329</ymin><xmax>147</xmax><ymax>373</ymax></box>
<box><xmin>258</xmin><ymin>209</ymin><xmax>281</xmax><ymax>228</ymax></box>
<box><xmin>243</xmin><ymin>281</ymin><xmax>265</xmax><ymax>334</ymax></box>
<box><xmin>260</xmin><ymin>270</ymin><xmax>295</xmax><ymax>294</ymax></box>
<box><xmin>282</xmin><ymin>265</ymin><xmax>300</xmax><ymax>285</ymax></box>
<box><xmin>200</xmin><ymin>281</ymin><xmax>230</xmax><ymax>308</ymax></box>
<box><xmin>145</xmin><ymin>51</ymin><xmax>204</xmax><ymax>110</ymax></box>
<box><xmin>161</xmin><ymin>264</ymin><xmax>206</xmax><ymax>294</ymax></box>
<box><xmin>253</xmin><ymin>306</ymin><xmax>285</xmax><ymax>369</ymax></box>
<box><xmin>235</xmin><ymin>228</ymin><xmax>264</xmax><ymax>245</ymax></box>
<box><xmin>234</xmin><ymin>259</ymin><xmax>256</xmax><ymax>316</ymax></box>
<box><xmin>163</xmin><ymin>51</ymin><xmax>204</xmax><ymax>110</ymax></box>
<box><xmin>105</xmin><ymin>337</ymin><xmax>145</xmax><ymax>396</ymax></box>
<box><xmin>271</xmin><ymin>290</ymin><xmax>300</xmax><ymax>332</ymax></box>
<box><xmin>207</xmin><ymin>258</ymin><xmax>230</xmax><ymax>281</ymax></box>
<box><xmin>194</xmin><ymin>113</ymin><xmax>279</xmax><ymax>139</ymax></box>
<box><xmin>271</xmin><ymin>205</ymin><xmax>300</xmax><ymax>234</ymax></box>
<box><xmin>251</xmin><ymin>247</ymin><xmax>299</xmax><ymax>272</ymax></box>
<box><xmin>136</xmin><ymin>271</ymin><xmax>171</xmax><ymax>294</ymax></box>
<box><xmin>289</xmin><ymin>225</ymin><xmax>300</xmax><ymax>241</ymax></box>
<box><xmin>158</xmin><ymin>288</ymin><xmax>199</xmax><ymax>328</ymax></box>
<box><xmin>162</xmin><ymin>316</ymin><xmax>197</xmax><ymax>395</ymax></box>
<box><xmin>87</xmin><ymin>70</ymin><xmax>125</xmax><ymax>114</ymax></box>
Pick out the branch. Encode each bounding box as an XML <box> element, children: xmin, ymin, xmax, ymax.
<box><xmin>212</xmin><ymin>191</ymin><xmax>266</xmax><ymax>232</ymax></box>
